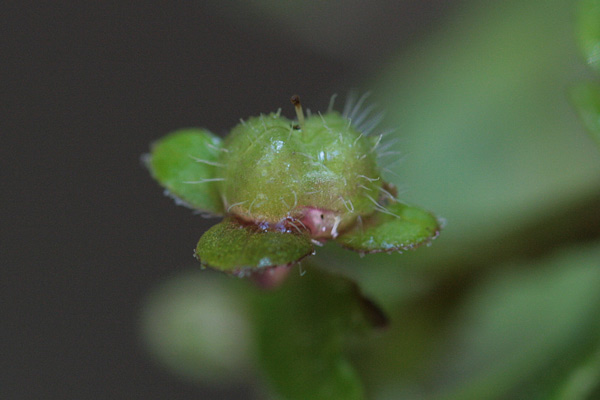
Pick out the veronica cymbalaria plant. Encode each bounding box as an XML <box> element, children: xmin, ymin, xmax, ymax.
<box><xmin>145</xmin><ymin>94</ymin><xmax>441</xmax><ymax>278</ymax></box>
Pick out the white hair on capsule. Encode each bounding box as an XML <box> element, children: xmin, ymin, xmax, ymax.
<box><xmin>339</xmin><ymin>92</ymin><xmax>403</xmax><ymax>173</ymax></box>
<box><xmin>342</xmin><ymin>91</ymin><xmax>387</xmax><ymax>136</ymax></box>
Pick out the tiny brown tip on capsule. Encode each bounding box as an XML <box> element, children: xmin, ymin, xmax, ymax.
<box><xmin>290</xmin><ymin>94</ymin><xmax>301</xmax><ymax>106</ymax></box>
<box><xmin>290</xmin><ymin>94</ymin><xmax>305</xmax><ymax>129</ymax></box>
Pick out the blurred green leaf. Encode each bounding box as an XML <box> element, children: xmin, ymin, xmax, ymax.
<box><xmin>147</xmin><ymin>128</ymin><xmax>224</xmax><ymax>214</ymax></box>
<box><xmin>139</xmin><ymin>270</ymin><xmax>252</xmax><ymax>383</ymax></box>
<box><xmin>372</xmin><ymin>0</ymin><xmax>600</xmax><ymax>247</ymax></box>
<box><xmin>251</xmin><ymin>266</ymin><xmax>387</xmax><ymax>400</ymax></box>
<box><xmin>571</xmin><ymin>82</ymin><xmax>600</xmax><ymax>147</ymax></box>
<box><xmin>195</xmin><ymin>217</ymin><xmax>314</xmax><ymax>275</ymax></box>
<box><xmin>548</xmin><ymin>344</ymin><xmax>600</xmax><ymax>400</ymax></box>
<box><xmin>577</xmin><ymin>0</ymin><xmax>600</xmax><ymax>72</ymax></box>
<box><xmin>427</xmin><ymin>242</ymin><xmax>600</xmax><ymax>400</ymax></box>
<box><xmin>336</xmin><ymin>203</ymin><xmax>440</xmax><ymax>253</ymax></box>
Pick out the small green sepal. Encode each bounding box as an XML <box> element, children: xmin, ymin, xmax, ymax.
<box><xmin>147</xmin><ymin>128</ymin><xmax>225</xmax><ymax>215</ymax></box>
<box><xmin>335</xmin><ymin>202</ymin><xmax>441</xmax><ymax>253</ymax></box>
<box><xmin>194</xmin><ymin>217</ymin><xmax>314</xmax><ymax>276</ymax></box>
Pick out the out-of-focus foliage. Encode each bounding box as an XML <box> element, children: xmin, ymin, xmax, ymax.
<box><xmin>549</xmin><ymin>343</ymin><xmax>600</xmax><ymax>400</ymax></box>
<box><xmin>577</xmin><ymin>0</ymin><xmax>600</xmax><ymax>73</ymax></box>
<box><xmin>371</xmin><ymin>0</ymin><xmax>598</xmax><ymax>254</ymax></box>
<box><xmin>571</xmin><ymin>83</ymin><xmax>600</xmax><ymax>147</ymax></box>
<box><xmin>139</xmin><ymin>271</ymin><xmax>252</xmax><ymax>383</ymax></box>
<box><xmin>140</xmin><ymin>266</ymin><xmax>388</xmax><ymax>399</ymax></box>
<box><xmin>572</xmin><ymin>0</ymin><xmax>600</xmax><ymax>147</ymax></box>
<box><xmin>428</xmin><ymin>242</ymin><xmax>600</xmax><ymax>400</ymax></box>
<box><xmin>251</xmin><ymin>266</ymin><xmax>387</xmax><ymax>400</ymax></box>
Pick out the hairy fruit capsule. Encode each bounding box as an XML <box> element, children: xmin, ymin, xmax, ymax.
<box><xmin>218</xmin><ymin>111</ymin><xmax>382</xmax><ymax>239</ymax></box>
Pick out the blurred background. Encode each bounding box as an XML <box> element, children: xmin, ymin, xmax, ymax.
<box><xmin>4</xmin><ymin>0</ymin><xmax>600</xmax><ymax>399</ymax></box>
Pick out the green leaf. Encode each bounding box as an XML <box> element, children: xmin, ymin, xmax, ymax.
<box><xmin>147</xmin><ymin>128</ymin><xmax>224</xmax><ymax>214</ymax></box>
<box><xmin>549</xmin><ymin>343</ymin><xmax>600</xmax><ymax>400</ymax></box>
<box><xmin>251</xmin><ymin>266</ymin><xmax>387</xmax><ymax>400</ymax></box>
<box><xmin>335</xmin><ymin>202</ymin><xmax>440</xmax><ymax>253</ymax></box>
<box><xmin>577</xmin><ymin>0</ymin><xmax>600</xmax><ymax>72</ymax></box>
<box><xmin>571</xmin><ymin>83</ymin><xmax>600</xmax><ymax>147</ymax></box>
<box><xmin>139</xmin><ymin>270</ymin><xmax>252</xmax><ymax>384</ymax></box>
<box><xmin>430</xmin><ymin>241</ymin><xmax>600</xmax><ymax>400</ymax></box>
<box><xmin>194</xmin><ymin>218</ymin><xmax>314</xmax><ymax>275</ymax></box>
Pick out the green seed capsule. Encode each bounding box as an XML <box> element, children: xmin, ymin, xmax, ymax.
<box><xmin>217</xmin><ymin>110</ymin><xmax>382</xmax><ymax>238</ymax></box>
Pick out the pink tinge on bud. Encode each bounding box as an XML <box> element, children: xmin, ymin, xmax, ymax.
<box><xmin>300</xmin><ymin>207</ymin><xmax>342</xmax><ymax>239</ymax></box>
<box><xmin>250</xmin><ymin>265</ymin><xmax>292</xmax><ymax>289</ymax></box>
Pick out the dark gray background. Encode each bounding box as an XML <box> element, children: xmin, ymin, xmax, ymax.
<box><xmin>3</xmin><ymin>1</ymin><xmax>452</xmax><ymax>398</ymax></box>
